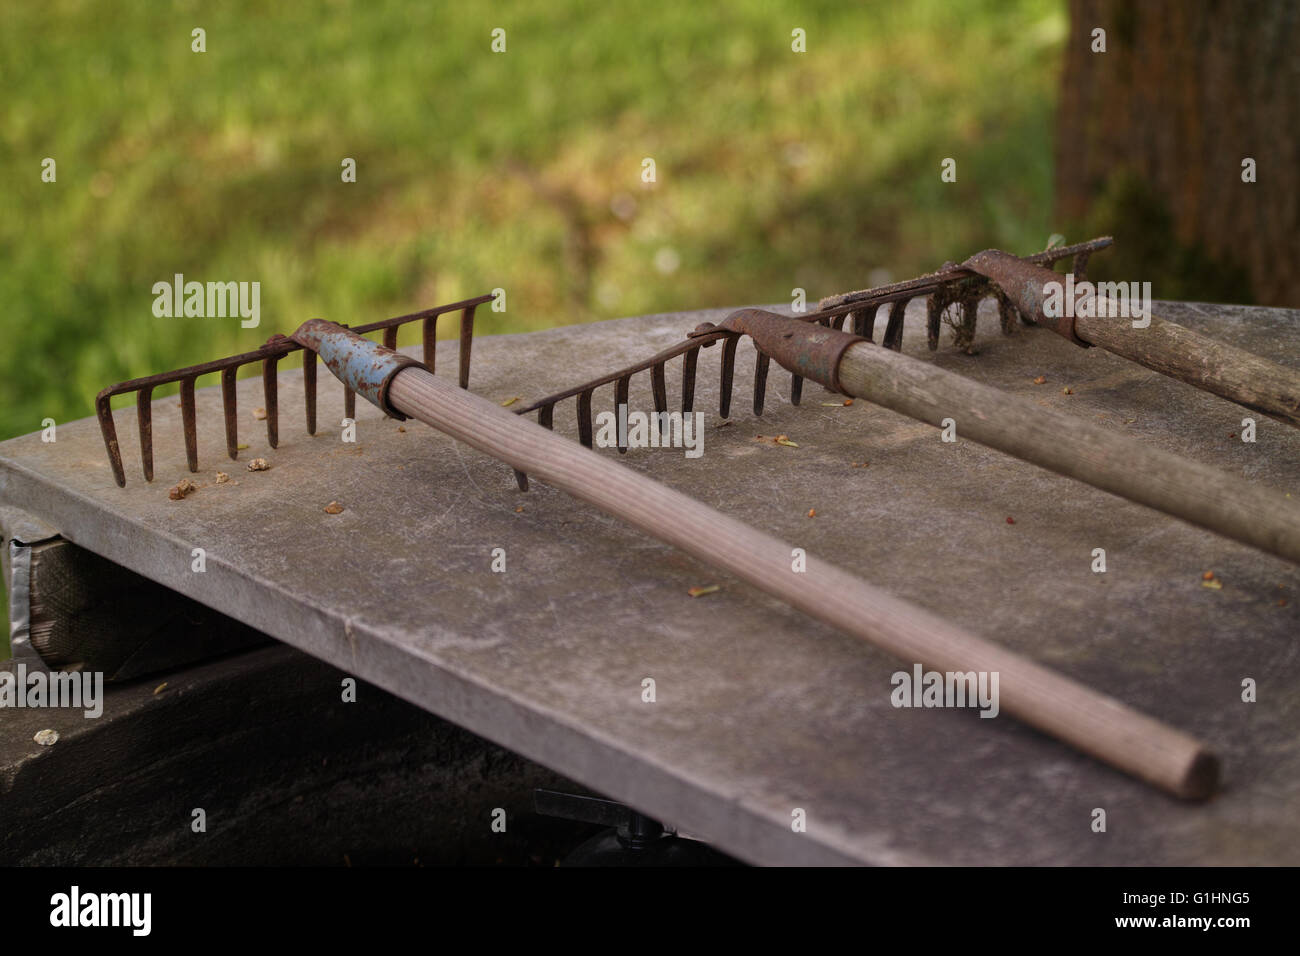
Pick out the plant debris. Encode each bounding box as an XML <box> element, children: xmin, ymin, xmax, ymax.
<box><xmin>499</xmin><ymin>396</ymin><xmax>521</xmax><ymax>407</ymax></box>
<box><xmin>807</xmin><ymin>508</ymin><xmax>816</xmax><ymax>517</ymax></box>
<box><xmin>153</xmin><ymin>682</ymin><xmax>168</xmax><ymax>695</ymax></box>
<box><xmin>34</xmin><ymin>729</ymin><xmax>59</xmax><ymax>747</ymax></box>
<box><xmin>687</xmin><ymin>584</ymin><xmax>720</xmax><ymax>598</ymax></box>
<box><xmin>215</xmin><ymin>471</ymin><xmax>230</xmax><ymax>484</ymax></box>
<box><xmin>1005</xmin><ymin>516</ymin><xmax>1016</xmax><ymax>524</ymax></box>
<box><xmin>253</xmin><ymin>407</ymin><xmax>268</xmax><ymax>420</ymax></box>
<box><xmin>1033</xmin><ymin>375</ymin><xmax>1047</xmax><ymax>385</ymax></box>
<box><xmin>1061</xmin><ymin>386</ymin><xmax>1073</xmax><ymax>395</ymax></box>
<box><xmin>247</xmin><ymin>458</ymin><xmax>270</xmax><ymax>472</ymax></box>
<box><xmin>168</xmin><ymin>478</ymin><xmax>198</xmax><ymax>500</ymax></box>
<box><xmin>324</xmin><ymin>501</ymin><xmax>344</xmax><ymax>514</ymax></box>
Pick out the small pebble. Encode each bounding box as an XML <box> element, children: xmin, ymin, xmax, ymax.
<box><xmin>324</xmin><ymin>501</ymin><xmax>344</xmax><ymax>514</ymax></box>
<box><xmin>807</xmin><ymin>508</ymin><xmax>816</xmax><ymax>518</ymax></box>
<box><xmin>34</xmin><ymin>729</ymin><xmax>59</xmax><ymax>747</ymax></box>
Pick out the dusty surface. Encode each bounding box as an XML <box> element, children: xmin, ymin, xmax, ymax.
<box><xmin>2</xmin><ymin>299</ymin><xmax>1298</xmax><ymax>865</ymax></box>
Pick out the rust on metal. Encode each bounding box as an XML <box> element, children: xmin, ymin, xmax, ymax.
<box><xmin>95</xmin><ymin>294</ymin><xmax>493</xmax><ymax>486</ymax></box>
<box><xmin>506</xmin><ymin>238</ymin><xmax>1113</xmax><ymax>491</ymax></box>
<box><xmin>962</xmin><ymin>249</ymin><xmax>1091</xmax><ymax>347</ymax></box>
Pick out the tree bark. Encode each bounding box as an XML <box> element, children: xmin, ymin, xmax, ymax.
<box><xmin>1056</xmin><ymin>0</ymin><xmax>1299</xmax><ymax>306</ymax></box>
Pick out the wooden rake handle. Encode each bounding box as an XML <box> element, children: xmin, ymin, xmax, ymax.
<box><xmin>294</xmin><ymin>319</ymin><xmax>1219</xmax><ymax>800</ymax></box>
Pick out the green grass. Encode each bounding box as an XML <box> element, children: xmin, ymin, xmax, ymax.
<box><xmin>0</xmin><ymin>0</ymin><xmax>1067</xmax><ymax>656</ymax></box>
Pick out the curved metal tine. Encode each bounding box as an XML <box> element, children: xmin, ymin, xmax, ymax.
<box><xmin>997</xmin><ymin>289</ymin><xmax>1019</xmax><ymax>336</ymax></box>
<box><xmin>927</xmin><ymin>295</ymin><xmax>943</xmax><ymax>351</ymax></box>
<box><xmin>853</xmin><ymin>304</ymin><xmax>879</xmax><ymax>342</ymax></box>
<box><xmin>221</xmin><ymin>367</ymin><xmax>239</xmax><ymax>459</ymax></box>
<box><xmin>960</xmin><ymin>296</ymin><xmax>979</xmax><ymax>344</ymax></box>
<box><xmin>95</xmin><ymin>395</ymin><xmax>126</xmax><ymax>487</ymax></box>
<box><xmin>423</xmin><ymin>314</ymin><xmax>438</xmax><ymax>372</ymax></box>
<box><xmin>538</xmin><ymin>403</ymin><xmax>555</xmax><ymax>431</ymax></box>
<box><xmin>1073</xmin><ymin>251</ymin><xmax>1091</xmax><ymax>282</ymax></box>
<box><xmin>135</xmin><ymin>388</ymin><xmax>154</xmax><ymax>482</ymax></box>
<box><xmin>303</xmin><ymin>350</ymin><xmax>317</xmax><ymax>435</ymax></box>
<box><xmin>262</xmin><ymin>356</ymin><xmax>280</xmax><ymax>447</ymax></box>
<box><xmin>719</xmin><ymin>335</ymin><xmax>739</xmax><ymax>419</ymax></box>
<box><xmin>651</xmin><ymin>363</ymin><xmax>668</xmax><ymax>438</ymax></box>
<box><xmin>681</xmin><ymin>347</ymin><xmax>699</xmax><ymax>414</ymax></box>
<box><xmin>180</xmin><ymin>378</ymin><xmax>199</xmax><ymax>472</ymax></box>
<box><xmin>459</xmin><ymin>304</ymin><xmax>477</xmax><ymax>389</ymax></box>
<box><xmin>344</xmin><ymin>387</ymin><xmax>356</xmax><ymax>422</ymax></box>
<box><xmin>883</xmin><ymin>300</ymin><xmax>908</xmax><ymax>351</ymax></box>
<box><xmin>791</xmin><ymin>372</ymin><xmax>803</xmax><ymax>406</ymax></box>
<box><xmin>615</xmin><ymin>376</ymin><xmax>630</xmax><ymax>453</ymax></box>
<box><xmin>577</xmin><ymin>389</ymin><xmax>595</xmax><ymax>448</ymax></box>
<box><xmin>753</xmin><ymin>349</ymin><xmax>770</xmax><ymax>416</ymax></box>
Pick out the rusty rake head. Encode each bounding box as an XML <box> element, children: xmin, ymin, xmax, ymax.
<box><xmin>96</xmin><ymin>294</ymin><xmax>493</xmax><ymax>486</ymax></box>
<box><xmin>506</xmin><ymin>238</ymin><xmax>1112</xmax><ymax>491</ymax></box>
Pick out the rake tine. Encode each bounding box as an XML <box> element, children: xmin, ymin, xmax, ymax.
<box><xmin>303</xmin><ymin>350</ymin><xmax>317</xmax><ymax>435</ymax></box>
<box><xmin>382</xmin><ymin>326</ymin><xmax>398</xmax><ymax>352</ymax></box>
<box><xmin>681</xmin><ymin>346</ymin><xmax>699</xmax><ymax>414</ymax></box>
<box><xmin>853</xmin><ymin>305</ymin><xmax>878</xmax><ymax>342</ymax></box>
<box><xmin>791</xmin><ymin>373</ymin><xmax>804</xmax><ymax>406</ymax></box>
<box><xmin>344</xmin><ymin>387</ymin><xmax>356</xmax><ymax>422</ymax></box>
<box><xmin>220</xmin><ymin>367</ymin><xmax>239</xmax><ymax>459</ymax></box>
<box><xmin>422</xmin><ymin>314</ymin><xmax>438</xmax><ymax>372</ymax></box>
<box><xmin>180</xmin><ymin>378</ymin><xmax>199</xmax><ymax>472</ymax></box>
<box><xmin>459</xmin><ymin>304</ymin><xmax>477</xmax><ymax>389</ymax></box>
<box><xmin>136</xmin><ymin>388</ymin><xmax>154</xmax><ymax>482</ymax></box>
<box><xmin>651</xmin><ymin>362</ymin><xmax>668</xmax><ymax>437</ymax></box>
<box><xmin>538</xmin><ymin>403</ymin><xmax>555</xmax><ymax>430</ymax></box>
<box><xmin>262</xmin><ymin>356</ymin><xmax>279</xmax><ymax>448</ymax></box>
<box><xmin>1073</xmin><ymin>250</ymin><xmax>1091</xmax><ymax>282</ymax></box>
<box><xmin>883</xmin><ymin>300</ymin><xmax>908</xmax><ymax>350</ymax></box>
<box><xmin>577</xmin><ymin>389</ymin><xmax>594</xmax><ymax>448</ymax></box>
<box><xmin>926</xmin><ymin>295</ymin><xmax>943</xmax><ymax>351</ymax></box>
<box><xmin>719</xmin><ymin>335</ymin><xmax>739</xmax><ymax>419</ymax></box>
<box><xmin>615</xmin><ymin>376</ymin><xmax>630</xmax><ymax>453</ymax></box>
<box><xmin>95</xmin><ymin>394</ymin><xmax>126</xmax><ymax>487</ymax></box>
<box><xmin>753</xmin><ymin>350</ymin><xmax>771</xmax><ymax>415</ymax></box>
<box><xmin>996</xmin><ymin>289</ymin><xmax>1019</xmax><ymax>336</ymax></box>
<box><xmin>513</xmin><ymin>468</ymin><xmax>529</xmax><ymax>491</ymax></box>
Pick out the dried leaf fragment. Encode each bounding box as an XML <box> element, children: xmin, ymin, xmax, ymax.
<box><xmin>169</xmin><ymin>478</ymin><xmax>198</xmax><ymax>500</ymax></box>
<box><xmin>1201</xmin><ymin>578</ymin><xmax>1223</xmax><ymax>590</ymax></box>
<box><xmin>1033</xmin><ymin>375</ymin><xmax>1047</xmax><ymax>385</ymax></box>
<box><xmin>499</xmin><ymin>396</ymin><xmax>520</xmax><ymax>407</ymax></box>
<box><xmin>215</xmin><ymin>471</ymin><xmax>230</xmax><ymax>484</ymax></box>
<box><xmin>253</xmin><ymin>407</ymin><xmax>268</xmax><ymax>420</ymax></box>
<box><xmin>153</xmin><ymin>682</ymin><xmax>168</xmax><ymax>695</ymax></box>
<box><xmin>324</xmin><ymin>501</ymin><xmax>344</xmax><ymax>514</ymax></box>
<box><xmin>247</xmin><ymin>458</ymin><xmax>270</xmax><ymax>472</ymax></box>
<box><xmin>807</xmin><ymin>508</ymin><xmax>816</xmax><ymax>517</ymax></box>
<box><xmin>687</xmin><ymin>585</ymin><xmax>720</xmax><ymax>598</ymax></box>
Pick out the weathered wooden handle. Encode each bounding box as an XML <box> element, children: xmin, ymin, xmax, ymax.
<box><xmin>384</xmin><ymin>361</ymin><xmax>1218</xmax><ymax>800</ymax></box>
<box><xmin>965</xmin><ymin>250</ymin><xmax>1300</xmax><ymax>428</ymax></box>
<box><xmin>835</xmin><ymin>342</ymin><xmax>1300</xmax><ymax>566</ymax></box>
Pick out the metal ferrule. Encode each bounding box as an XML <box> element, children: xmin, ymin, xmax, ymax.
<box><xmin>694</xmin><ymin>308</ymin><xmax>867</xmax><ymax>395</ymax></box>
<box><xmin>291</xmin><ymin>319</ymin><xmax>424</xmax><ymax>419</ymax></box>
<box><xmin>963</xmin><ymin>249</ymin><xmax>1092</xmax><ymax>347</ymax></box>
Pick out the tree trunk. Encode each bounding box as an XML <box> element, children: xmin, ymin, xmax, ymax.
<box><xmin>1056</xmin><ymin>0</ymin><xmax>1299</xmax><ymax>306</ymax></box>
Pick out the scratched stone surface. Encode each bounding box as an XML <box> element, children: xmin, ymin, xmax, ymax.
<box><xmin>1</xmin><ymin>299</ymin><xmax>1298</xmax><ymax>865</ymax></box>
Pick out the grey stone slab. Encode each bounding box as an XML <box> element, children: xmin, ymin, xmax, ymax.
<box><xmin>1</xmin><ymin>300</ymin><xmax>1298</xmax><ymax>865</ymax></box>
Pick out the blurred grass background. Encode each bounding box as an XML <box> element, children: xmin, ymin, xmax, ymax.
<box><xmin>0</xmin><ymin>0</ymin><xmax>1069</xmax><ymax>652</ymax></box>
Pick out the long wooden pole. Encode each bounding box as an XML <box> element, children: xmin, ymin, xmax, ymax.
<box><xmin>381</xmin><ymin>363</ymin><xmax>1217</xmax><ymax>800</ymax></box>
<box><xmin>964</xmin><ymin>249</ymin><xmax>1300</xmax><ymax>429</ymax></box>
<box><xmin>713</xmin><ymin>309</ymin><xmax>1300</xmax><ymax>567</ymax></box>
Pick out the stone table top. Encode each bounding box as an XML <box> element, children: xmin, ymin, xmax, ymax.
<box><xmin>2</xmin><ymin>299</ymin><xmax>1298</xmax><ymax>865</ymax></box>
